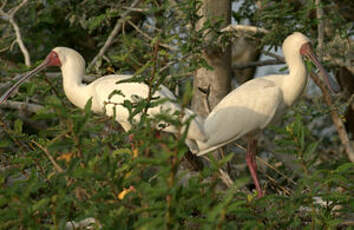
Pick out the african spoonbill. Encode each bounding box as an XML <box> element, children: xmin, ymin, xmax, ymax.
<box><xmin>195</xmin><ymin>32</ymin><xmax>336</xmax><ymax>197</ymax></box>
<box><xmin>0</xmin><ymin>47</ymin><xmax>207</xmax><ymax>147</ymax></box>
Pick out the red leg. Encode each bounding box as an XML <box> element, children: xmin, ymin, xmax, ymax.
<box><xmin>128</xmin><ymin>134</ymin><xmax>135</xmax><ymax>149</ymax></box>
<box><xmin>245</xmin><ymin>135</ymin><xmax>263</xmax><ymax>198</ymax></box>
<box><xmin>154</xmin><ymin>130</ymin><xmax>161</xmax><ymax>139</ymax></box>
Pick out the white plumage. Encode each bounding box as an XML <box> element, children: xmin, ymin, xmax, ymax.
<box><xmin>195</xmin><ymin>32</ymin><xmax>334</xmax><ymax>197</ymax></box>
<box><xmin>0</xmin><ymin>47</ymin><xmax>207</xmax><ymax>146</ymax></box>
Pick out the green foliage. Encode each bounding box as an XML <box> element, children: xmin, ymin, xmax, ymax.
<box><xmin>0</xmin><ymin>0</ymin><xmax>353</xmax><ymax>229</ymax></box>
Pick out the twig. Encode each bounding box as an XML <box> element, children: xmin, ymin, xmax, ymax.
<box><xmin>126</xmin><ymin>20</ymin><xmax>177</xmax><ymax>51</ymax></box>
<box><xmin>122</xmin><ymin>6</ymin><xmax>148</xmax><ymax>12</ymax></box>
<box><xmin>256</xmin><ymin>156</ymin><xmax>297</xmax><ymax>185</ymax></box>
<box><xmin>158</xmin><ymin>53</ymin><xmax>191</xmax><ymax>73</ymax></box>
<box><xmin>232</xmin><ymin>59</ymin><xmax>284</xmax><ymax>69</ymax></box>
<box><xmin>309</xmin><ymin>71</ymin><xmax>354</xmax><ymax>162</ymax></box>
<box><xmin>88</xmin><ymin>0</ymin><xmax>142</xmax><ymax>69</ymax></box>
<box><xmin>316</xmin><ymin>0</ymin><xmax>324</xmax><ymax>60</ymax></box>
<box><xmin>44</xmin><ymin>72</ymin><xmax>97</xmax><ymax>82</ymax></box>
<box><xmin>201</xmin><ymin>155</ymin><xmax>234</xmax><ymax>188</ymax></box>
<box><xmin>0</xmin><ymin>100</ymin><xmax>43</xmax><ymax>113</ymax></box>
<box><xmin>31</xmin><ymin>140</ymin><xmax>64</xmax><ymax>173</ymax></box>
<box><xmin>0</xmin><ymin>117</ymin><xmax>29</xmax><ymax>151</ymax></box>
<box><xmin>0</xmin><ymin>0</ymin><xmax>31</xmax><ymax>66</ymax></box>
<box><xmin>263</xmin><ymin>51</ymin><xmax>285</xmax><ymax>62</ymax></box>
<box><xmin>218</xmin><ymin>168</ymin><xmax>234</xmax><ymax>187</ymax></box>
<box><xmin>233</xmin><ymin>142</ymin><xmax>297</xmax><ymax>185</ymax></box>
<box><xmin>221</xmin><ymin>24</ymin><xmax>269</xmax><ymax>34</ymax></box>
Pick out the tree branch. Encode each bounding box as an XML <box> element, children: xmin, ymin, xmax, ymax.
<box><xmin>31</xmin><ymin>140</ymin><xmax>64</xmax><ymax>173</ymax></box>
<box><xmin>88</xmin><ymin>0</ymin><xmax>142</xmax><ymax>70</ymax></box>
<box><xmin>0</xmin><ymin>0</ymin><xmax>31</xmax><ymax>66</ymax></box>
<box><xmin>309</xmin><ymin>71</ymin><xmax>354</xmax><ymax>162</ymax></box>
<box><xmin>316</xmin><ymin>0</ymin><xmax>324</xmax><ymax>59</ymax></box>
<box><xmin>127</xmin><ymin>20</ymin><xmax>176</xmax><ymax>51</ymax></box>
<box><xmin>232</xmin><ymin>59</ymin><xmax>284</xmax><ymax>69</ymax></box>
<box><xmin>221</xmin><ymin>24</ymin><xmax>269</xmax><ymax>34</ymax></box>
<box><xmin>0</xmin><ymin>100</ymin><xmax>43</xmax><ymax>113</ymax></box>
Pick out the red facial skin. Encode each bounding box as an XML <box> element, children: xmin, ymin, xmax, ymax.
<box><xmin>300</xmin><ymin>42</ymin><xmax>312</xmax><ymax>56</ymax></box>
<box><xmin>299</xmin><ymin>42</ymin><xmax>338</xmax><ymax>93</ymax></box>
<box><xmin>46</xmin><ymin>51</ymin><xmax>61</xmax><ymax>67</ymax></box>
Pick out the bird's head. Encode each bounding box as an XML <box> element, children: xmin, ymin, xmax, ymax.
<box><xmin>283</xmin><ymin>32</ymin><xmax>339</xmax><ymax>93</ymax></box>
<box><xmin>0</xmin><ymin>47</ymin><xmax>85</xmax><ymax>104</ymax></box>
<box><xmin>283</xmin><ymin>32</ymin><xmax>311</xmax><ymax>54</ymax></box>
<box><xmin>44</xmin><ymin>47</ymin><xmax>86</xmax><ymax>72</ymax></box>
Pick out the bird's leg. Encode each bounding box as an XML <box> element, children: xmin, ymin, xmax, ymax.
<box><xmin>154</xmin><ymin>130</ymin><xmax>161</xmax><ymax>139</ymax></box>
<box><xmin>245</xmin><ymin>135</ymin><xmax>263</xmax><ymax>198</ymax></box>
<box><xmin>128</xmin><ymin>134</ymin><xmax>135</xmax><ymax>150</ymax></box>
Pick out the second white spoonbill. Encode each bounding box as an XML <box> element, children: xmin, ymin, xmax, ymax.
<box><xmin>195</xmin><ymin>32</ymin><xmax>337</xmax><ymax>197</ymax></box>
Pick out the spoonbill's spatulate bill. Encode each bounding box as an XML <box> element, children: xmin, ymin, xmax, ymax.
<box><xmin>0</xmin><ymin>47</ymin><xmax>207</xmax><ymax>147</ymax></box>
<box><xmin>195</xmin><ymin>32</ymin><xmax>337</xmax><ymax>197</ymax></box>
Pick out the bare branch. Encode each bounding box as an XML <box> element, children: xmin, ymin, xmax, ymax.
<box><xmin>8</xmin><ymin>0</ymin><xmax>27</xmax><ymax>16</ymax></box>
<box><xmin>88</xmin><ymin>0</ymin><xmax>142</xmax><ymax>70</ymax></box>
<box><xmin>316</xmin><ymin>0</ymin><xmax>324</xmax><ymax>59</ymax></box>
<box><xmin>0</xmin><ymin>100</ymin><xmax>43</xmax><ymax>113</ymax></box>
<box><xmin>232</xmin><ymin>59</ymin><xmax>284</xmax><ymax>69</ymax></box>
<box><xmin>31</xmin><ymin>140</ymin><xmax>64</xmax><ymax>173</ymax></box>
<box><xmin>127</xmin><ymin>20</ymin><xmax>177</xmax><ymax>51</ymax></box>
<box><xmin>9</xmin><ymin>17</ymin><xmax>31</xmax><ymax>66</ymax></box>
<box><xmin>0</xmin><ymin>0</ymin><xmax>7</xmax><ymax>11</ymax></box>
<box><xmin>122</xmin><ymin>6</ymin><xmax>148</xmax><ymax>12</ymax></box>
<box><xmin>0</xmin><ymin>0</ymin><xmax>31</xmax><ymax>66</ymax></box>
<box><xmin>309</xmin><ymin>71</ymin><xmax>354</xmax><ymax>162</ymax></box>
<box><xmin>218</xmin><ymin>168</ymin><xmax>234</xmax><ymax>187</ymax></box>
<box><xmin>263</xmin><ymin>51</ymin><xmax>285</xmax><ymax>62</ymax></box>
<box><xmin>221</xmin><ymin>24</ymin><xmax>269</xmax><ymax>34</ymax></box>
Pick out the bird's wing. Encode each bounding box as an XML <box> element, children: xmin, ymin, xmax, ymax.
<box><xmin>201</xmin><ymin>78</ymin><xmax>282</xmax><ymax>150</ymax></box>
<box><xmin>93</xmin><ymin>76</ymin><xmax>206</xmax><ymax>141</ymax></box>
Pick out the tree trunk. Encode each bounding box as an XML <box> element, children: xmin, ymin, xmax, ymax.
<box><xmin>192</xmin><ymin>0</ymin><xmax>231</xmax><ymax>118</ymax></box>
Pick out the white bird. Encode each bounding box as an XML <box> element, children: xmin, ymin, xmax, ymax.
<box><xmin>195</xmin><ymin>32</ymin><xmax>336</xmax><ymax>197</ymax></box>
<box><xmin>0</xmin><ymin>47</ymin><xmax>207</xmax><ymax>147</ymax></box>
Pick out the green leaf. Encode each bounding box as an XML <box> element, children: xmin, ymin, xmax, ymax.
<box><xmin>14</xmin><ymin>119</ymin><xmax>23</xmax><ymax>134</ymax></box>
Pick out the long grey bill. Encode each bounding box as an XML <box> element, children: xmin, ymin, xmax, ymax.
<box><xmin>0</xmin><ymin>61</ymin><xmax>48</xmax><ymax>104</ymax></box>
<box><xmin>307</xmin><ymin>50</ymin><xmax>340</xmax><ymax>93</ymax></box>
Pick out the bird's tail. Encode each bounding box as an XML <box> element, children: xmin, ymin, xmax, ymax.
<box><xmin>182</xmin><ymin>109</ymin><xmax>207</xmax><ymax>142</ymax></box>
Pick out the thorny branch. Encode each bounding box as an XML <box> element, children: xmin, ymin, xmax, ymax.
<box><xmin>0</xmin><ymin>0</ymin><xmax>31</xmax><ymax>66</ymax></box>
<box><xmin>88</xmin><ymin>0</ymin><xmax>142</xmax><ymax>70</ymax></box>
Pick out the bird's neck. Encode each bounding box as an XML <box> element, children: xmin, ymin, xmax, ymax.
<box><xmin>61</xmin><ymin>64</ymin><xmax>93</xmax><ymax>110</ymax></box>
<box><xmin>282</xmin><ymin>53</ymin><xmax>308</xmax><ymax>106</ymax></box>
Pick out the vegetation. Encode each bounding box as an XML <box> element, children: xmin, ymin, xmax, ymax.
<box><xmin>0</xmin><ymin>0</ymin><xmax>353</xmax><ymax>229</ymax></box>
